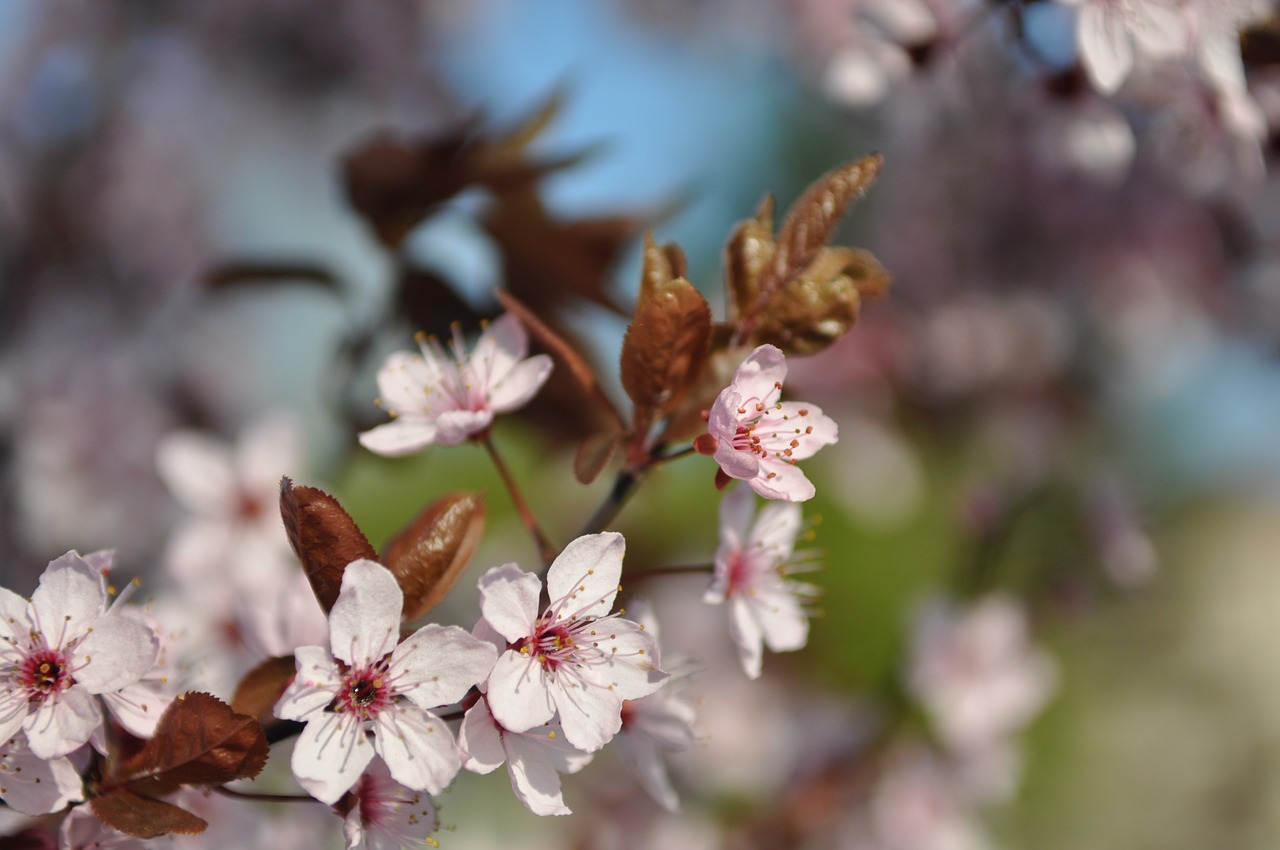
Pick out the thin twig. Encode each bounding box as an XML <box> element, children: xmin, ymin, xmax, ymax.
<box><xmin>214</xmin><ymin>786</ymin><xmax>318</xmax><ymax>804</ymax></box>
<box><xmin>479</xmin><ymin>433</ymin><xmax>558</xmax><ymax>565</ymax></box>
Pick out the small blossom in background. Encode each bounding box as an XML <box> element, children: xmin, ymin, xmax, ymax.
<box><xmin>1057</xmin><ymin>0</ymin><xmax>1184</xmax><ymax>94</ymax></box>
<box><xmin>459</xmin><ymin>695</ymin><xmax>593</xmax><ymax>816</ymax></box>
<box><xmin>907</xmin><ymin>596</ymin><xmax>1057</xmax><ymax>758</ymax></box>
<box><xmin>705</xmin><ymin>485</ymin><xmax>816</xmax><ymax>679</ymax></box>
<box><xmin>339</xmin><ymin>759</ymin><xmax>441</xmax><ymax>850</ymax></box>
<box><xmin>700</xmin><ymin>344</ymin><xmax>838</xmax><ymax>502</ymax></box>
<box><xmin>359</xmin><ymin>313</ymin><xmax>554</xmax><ymax>456</ymax></box>
<box><xmin>0</xmin><ymin>551</ymin><xmax>159</xmax><ymax>759</ymax></box>
<box><xmin>477</xmin><ymin>532</ymin><xmax>668</xmax><ymax>753</ymax></box>
<box><xmin>275</xmin><ymin>560</ymin><xmax>498</xmax><ymax>804</ymax></box>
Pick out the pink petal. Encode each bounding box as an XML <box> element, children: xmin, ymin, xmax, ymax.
<box><xmin>375</xmin><ymin>351</ymin><xmax>433</xmax><ymax>416</ymax></box>
<box><xmin>486</xmin><ymin>650</ymin><xmax>556</xmax><ymax>734</ymax></box>
<box><xmin>774</xmin><ymin>402</ymin><xmax>838</xmax><ymax>459</ymax></box>
<box><xmin>545</xmin><ymin>532</ymin><xmax>625</xmax><ymax>621</ymax></box>
<box><xmin>713</xmin><ymin>438</ymin><xmax>762</xmax><ymax>482</ymax></box>
<box><xmin>753</xmin><ymin>588</ymin><xmax>809</xmax><ymax>653</ymax></box>
<box><xmin>616</xmin><ymin>732</ymin><xmax>678</xmax><ymax>812</ymax></box>
<box><xmin>748</xmin><ymin>461</ymin><xmax>816</xmax><ymax>502</ymax></box>
<box><xmin>372</xmin><ymin>709</ymin><xmax>460</xmax><ymax>794</ymax></box>
<box><xmin>329</xmin><ymin>561</ymin><xmax>402</xmax><ymax>667</ymax></box>
<box><xmin>1078</xmin><ymin>4</ymin><xmax>1133</xmax><ymax>94</ymax></box>
<box><xmin>717</xmin><ymin>485</ymin><xmax>756</xmax><ymax>550</ymax></box>
<box><xmin>155</xmin><ymin>433</ymin><xmax>238</xmax><ymax>515</ymax></box>
<box><xmin>391</xmin><ymin>624</ymin><xmax>497</xmax><ymax>709</ymax></box>
<box><xmin>748</xmin><ymin>500</ymin><xmax>802</xmax><ymax>556</ymax></box>
<box><xmin>0</xmin><ymin>734</ymin><xmax>83</xmax><ymax>815</ymax></box>
<box><xmin>728</xmin><ymin>597</ymin><xmax>765</xmax><ymax>679</ymax></box>
<box><xmin>478</xmin><ymin>564</ymin><xmax>540</xmax><ymax>644</ymax></box>
<box><xmin>0</xmin><ymin>586</ymin><xmax>27</xmax><ymax>645</ymax></box>
<box><xmin>292</xmin><ymin>711</ymin><xmax>373</xmax><ymax>804</ymax></box>
<box><xmin>0</xmin><ymin>692</ymin><xmax>28</xmax><ymax>749</ymax></box>
<box><xmin>548</xmin><ymin>672</ymin><xmax>624</xmax><ymax>753</ymax></box>
<box><xmin>730</xmin><ymin>345</ymin><xmax>788</xmax><ymax>404</ymax></box>
<box><xmin>504</xmin><ymin>729</ymin><xmax>573</xmax><ymax>816</ymax></box>
<box><xmin>458</xmin><ymin>702</ymin><xmax>506</xmax><ymax>775</ymax></box>
<box><xmin>275</xmin><ymin>645</ymin><xmax>341</xmax><ymax>721</ymax></box>
<box><xmin>582</xmin><ymin>620</ymin><xmax>667</xmax><ymax>702</ymax></box>
<box><xmin>471</xmin><ymin>312</ymin><xmax>529</xmax><ymax>382</ymax></box>
<box><xmin>432</xmin><ymin>409</ymin><xmax>493</xmax><ymax>445</ymax></box>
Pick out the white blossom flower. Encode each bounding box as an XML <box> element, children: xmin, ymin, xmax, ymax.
<box><xmin>0</xmin><ymin>732</ymin><xmax>83</xmax><ymax>815</ymax></box>
<box><xmin>907</xmin><ymin>596</ymin><xmax>1057</xmax><ymax>754</ymax></box>
<box><xmin>477</xmin><ymin>532</ymin><xmax>668</xmax><ymax>753</ymax></box>
<box><xmin>458</xmin><ymin>696</ymin><xmax>592</xmax><ymax>816</ymax></box>
<box><xmin>0</xmin><ymin>551</ymin><xmax>159</xmax><ymax>759</ymax></box>
<box><xmin>275</xmin><ymin>560</ymin><xmax>497</xmax><ymax>805</ymax></box>
<box><xmin>612</xmin><ymin>600</ymin><xmax>698</xmax><ymax>812</ymax></box>
<box><xmin>1058</xmin><ymin>0</ymin><xmax>1185</xmax><ymax>94</ymax></box>
<box><xmin>705</xmin><ymin>486</ymin><xmax>816</xmax><ymax>679</ymax></box>
<box><xmin>701</xmin><ymin>345</ymin><xmax>838</xmax><ymax>502</ymax></box>
<box><xmin>340</xmin><ymin>758</ymin><xmax>440</xmax><ymax>850</ymax></box>
<box><xmin>359</xmin><ymin>313</ymin><xmax>554</xmax><ymax>456</ymax></box>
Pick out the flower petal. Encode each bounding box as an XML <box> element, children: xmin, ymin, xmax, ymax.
<box><xmin>486</xmin><ymin>650</ymin><xmax>556</xmax><ymax>733</ymax></box>
<box><xmin>432</xmin><ymin>409</ymin><xmax>493</xmax><ymax>445</ymax></box>
<box><xmin>487</xmin><ymin>354</ymin><xmax>553</xmax><ymax>413</ymax></box>
<box><xmin>74</xmin><ymin>615</ymin><xmax>158</xmax><ymax>694</ymax></box>
<box><xmin>749</xmin><ymin>500</ymin><xmax>803</xmax><ymax>556</ymax></box>
<box><xmin>358</xmin><ymin>420</ymin><xmax>439</xmax><ymax>458</ymax></box>
<box><xmin>728</xmin><ymin>597</ymin><xmax>765</xmax><ymax>679</ymax></box>
<box><xmin>375</xmin><ymin>351</ymin><xmax>433</xmax><ymax>416</ymax></box>
<box><xmin>616</xmin><ymin>731</ymin><xmax>679</xmax><ymax>812</ymax></box>
<box><xmin>458</xmin><ymin>702</ymin><xmax>506</xmax><ymax>775</ymax></box>
<box><xmin>730</xmin><ymin>345</ymin><xmax>788</xmax><ymax>404</ymax></box>
<box><xmin>372</xmin><ymin>709</ymin><xmax>460</xmax><ymax>794</ymax></box>
<box><xmin>545</xmin><ymin>533</ymin><xmax>625</xmax><ymax>622</ymax></box>
<box><xmin>582</xmin><ymin>620</ymin><xmax>667</xmax><ymax>702</ymax></box>
<box><xmin>753</xmin><ymin>588</ymin><xmax>810</xmax><ymax>653</ymax></box>
<box><xmin>391</xmin><ymin>624</ymin><xmax>497</xmax><ymax>709</ymax></box>
<box><xmin>292</xmin><ymin>711</ymin><xmax>374</xmax><ymax>804</ymax></box>
<box><xmin>773</xmin><ymin>402</ymin><xmax>838</xmax><ymax>460</ymax></box>
<box><xmin>547</xmin><ymin>671</ymin><xmax>625</xmax><ymax>753</ymax></box>
<box><xmin>0</xmin><ymin>734</ymin><xmax>83</xmax><ymax>815</ymax></box>
<box><xmin>31</xmin><ymin>552</ymin><xmax>107</xmax><ymax>647</ymax></box>
<box><xmin>24</xmin><ymin>687</ymin><xmax>100</xmax><ymax>759</ymax></box>
<box><xmin>1078</xmin><ymin>3</ymin><xmax>1133</xmax><ymax>94</ymax></box>
<box><xmin>504</xmin><ymin>729</ymin><xmax>574</xmax><ymax>816</ymax></box>
<box><xmin>477</xmin><ymin>564</ymin><xmax>540</xmax><ymax>644</ymax></box>
<box><xmin>748</xmin><ymin>461</ymin><xmax>816</xmax><ymax>502</ymax></box>
<box><xmin>155</xmin><ymin>433</ymin><xmax>238</xmax><ymax>515</ymax></box>
<box><xmin>275</xmin><ymin>645</ymin><xmax>341</xmax><ymax>722</ymax></box>
<box><xmin>329</xmin><ymin>561</ymin><xmax>402</xmax><ymax>667</ymax></box>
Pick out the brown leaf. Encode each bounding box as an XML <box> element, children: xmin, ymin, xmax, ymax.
<box><xmin>620</xmin><ymin>277</ymin><xmax>713</xmax><ymax>435</ymax></box>
<box><xmin>203</xmin><ymin>261</ymin><xmax>341</xmax><ymax>293</ymax></box>
<box><xmin>574</xmin><ymin>427</ymin><xmax>624</xmax><ymax>485</ymax></box>
<box><xmin>723</xmin><ymin>195</ymin><xmax>776</xmax><ymax>323</ymax></box>
<box><xmin>381</xmin><ymin>493</ymin><xmax>486</xmax><ymax>622</ymax></box>
<box><xmin>639</xmin><ymin>231</ymin><xmax>674</xmax><ymax>299</ymax></box>
<box><xmin>116</xmin><ymin>693</ymin><xmax>269</xmax><ymax>798</ymax></box>
<box><xmin>279</xmin><ymin>477</ymin><xmax>377</xmax><ymax>614</ymax></box>
<box><xmin>754</xmin><ymin>247</ymin><xmax>890</xmax><ymax>355</ymax></box>
<box><xmin>91</xmin><ymin>790</ymin><xmax>207</xmax><ymax>839</ymax></box>
<box><xmin>769</xmin><ymin>155</ymin><xmax>882</xmax><ymax>293</ymax></box>
<box><xmin>230</xmin><ymin>655</ymin><xmax>297</xmax><ymax>726</ymax></box>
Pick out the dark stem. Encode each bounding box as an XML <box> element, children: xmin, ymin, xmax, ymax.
<box><xmin>625</xmin><ymin>563</ymin><xmax>715</xmax><ymax>582</ymax></box>
<box><xmin>479</xmin><ymin>432</ymin><xmax>558</xmax><ymax>565</ymax></box>
<box><xmin>214</xmin><ymin>786</ymin><xmax>318</xmax><ymax>804</ymax></box>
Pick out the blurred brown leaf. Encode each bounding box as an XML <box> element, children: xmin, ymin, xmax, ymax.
<box><xmin>203</xmin><ymin>261</ymin><xmax>341</xmax><ymax>292</ymax></box>
<box><xmin>723</xmin><ymin>195</ymin><xmax>776</xmax><ymax>323</ymax></box>
<box><xmin>754</xmin><ymin>247</ymin><xmax>890</xmax><ymax>355</ymax></box>
<box><xmin>115</xmin><ymin>693</ymin><xmax>269</xmax><ymax>798</ymax></box>
<box><xmin>91</xmin><ymin>790</ymin><xmax>207</xmax><ymax>839</ymax></box>
<box><xmin>230</xmin><ymin>655</ymin><xmax>297</xmax><ymax>726</ymax></box>
<box><xmin>279</xmin><ymin>477</ymin><xmax>377</xmax><ymax>614</ymax></box>
<box><xmin>394</xmin><ymin>262</ymin><xmax>487</xmax><ymax>340</ymax></box>
<box><xmin>381</xmin><ymin>493</ymin><xmax>486</xmax><ymax>621</ymax></box>
<box><xmin>574</xmin><ymin>427</ymin><xmax>624</xmax><ymax>485</ymax></box>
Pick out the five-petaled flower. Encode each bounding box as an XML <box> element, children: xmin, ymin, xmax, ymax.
<box><xmin>339</xmin><ymin>758</ymin><xmax>441</xmax><ymax>850</ymax></box>
<box><xmin>705</xmin><ymin>486</ymin><xmax>816</xmax><ymax>679</ymax></box>
<box><xmin>477</xmin><ymin>532</ymin><xmax>668</xmax><ymax>753</ymax></box>
<box><xmin>275</xmin><ymin>560</ymin><xmax>497</xmax><ymax>805</ymax></box>
<box><xmin>0</xmin><ymin>551</ymin><xmax>159</xmax><ymax>759</ymax></box>
<box><xmin>699</xmin><ymin>344</ymin><xmax>837</xmax><ymax>502</ymax></box>
<box><xmin>359</xmin><ymin>313</ymin><xmax>554</xmax><ymax>457</ymax></box>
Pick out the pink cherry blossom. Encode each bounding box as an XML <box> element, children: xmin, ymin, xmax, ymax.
<box><xmin>0</xmin><ymin>732</ymin><xmax>83</xmax><ymax>815</ymax></box>
<box><xmin>704</xmin><ymin>486</ymin><xmax>816</xmax><ymax>679</ymax></box>
<box><xmin>339</xmin><ymin>759</ymin><xmax>440</xmax><ymax>850</ymax></box>
<box><xmin>477</xmin><ymin>532</ymin><xmax>668</xmax><ymax>753</ymax></box>
<box><xmin>359</xmin><ymin>313</ymin><xmax>554</xmax><ymax>456</ymax></box>
<box><xmin>1058</xmin><ymin>0</ymin><xmax>1185</xmax><ymax>94</ymax></box>
<box><xmin>702</xmin><ymin>345</ymin><xmax>838</xmax><ymax>502</ymax></box>
<box><xmin>0</xmin><ymin>551</ymin><xmax>159</xmax><ymax>759</ymax></box>
<box><xmin>458</xmin><ymin>696</ymin><xmax>593</xmax><ymax>816</ymax></box>
<box><xmin>274</xmin><ymin>560</ymin><xmax>498</xmax><ymax>805</ymax></box>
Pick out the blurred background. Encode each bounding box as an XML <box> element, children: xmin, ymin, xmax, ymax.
<box><xmin>3</xmin><ymin>0</ymin><xmax>1280</xmax><ymax>847</ymax></box>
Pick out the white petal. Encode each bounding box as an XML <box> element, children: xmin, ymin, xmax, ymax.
<box><xmin>504</xmin><ymin>731</ymin><xmax>573</xmax><ymax>816</ymax></box>
<box><xmin>717</xmin><ymin>485</ymin><xmax>755</xmax><ymax>551</ymax></box>
<box><xmin>754</xmin><ymin>590</ymin><xmax>810</xmax><ymax>653</ymax></box>
<box><xmin>583</xmin><ymin>620</ymin><xmax>668</xmax><ymax>702</ymax></box>
<box><xmin>1078</xmin><ymin>4</ymin><xmax>1133</xmax><ymax>93</ymax></box>
<box><xmin>728</xmin><ymin>597</ymin><xmax>765</xmax><ymax>679</ymax></box>
<box><xmin>477</xmin><ymin>564</ymin><xmax>540</xmax><ymax>644</ymax></box>
<box><xmin>546</xmin><ymin>533</ymin><xmax>625</xmax><ymax>622</ymax></box>
<box><xmin>477</xmin><ymin>313</ymin><xmax>531</xmax><ymax>379</ymax></box>
<box><xmin>275</xmin><ymin>645</ymin><xmax>341</xmax><ymax>722</ymax></box>
<box><xmin>773</xmin><ymin>402</ymin><xmax>838</xmax><ymax>459</ymax></box>
<box><xmin>358</xmin><ymin>420</ymin><xmax>439</xmax><ymax>458</ymax></box>
<box><xmin>617</xmin><ymin>732</ymin><xmax>679</xmax><ymax>812</ymax></box>
<box><xmin>372</xmin><ymin>709</ymin><xmax>460</xmax><ymax>794</ymax></box>
<box><xmin>0</xmin><ymin>691</ymin><xmax>28</xmax><ymax>748</ymax></box>
<box><xmin>329</xmin><ymin>561</ymin><xmax>402</xmax><ymax>667</ymax></box>
<box><xmin>487</xmin><ymin>354</ymin><xmax>554</xmax><ymax>412</ymax></box>
<box><xmin>486</xmin><ymin>650</ymin><xmax>556</xmax><ymax>733</ymax></box>
<box><xmin>24</xmin><ymin>688</ymin><xmax>100</xmax><ymax>759</ymax></box>
<box><xmin>749</xmin><ymin>460</ymin><xmax>816</xmax><ymax>502</ymax></box>
<box><xmin>547</xmin><ymin>673</ymin><xmax>624</xmax><ymax>753</ymax></box>
<box><xmin>731</xmin><ymin>345</ymin><xmax>788</xmax><ymax>405</ymax></box>
<box><xmin>101</xmin><ymin>676</ymin><xmax>171</xmax><ymax>738</ymax></box>
<box><xmin>713</xmin><ymin>437</ymin><xmax>762</xmax><ymax>482</ymax></box>
<box><xmin>0</xmin><ymin>735</ymin><xmax>83</xmax><ymax>815</ymax></box>
<box><xmin>0</xmin><ymin>586</ymin><xmax>28</xmax><ymax>645</ymax></box>
<box><xmin>391</xmin><ymin>624</ymin><xmax>497</xmax><ymax>709</ymax></box>
<box><xmin>155</xmin><ymin>432</ymin><xmax>238</xmax><ymax>515</ymax></box>
<box><xmin>292</xmin><ymin>711</ymin><xmax>373</xmax><ymax>804</ymax></box>
<box><xmin>31</xmin><ymin>552</ymin><xmax>107</xmax><ymax>647</ymax></box>
<box><xmin>375</xmin><ymin>351</ymin><xmax>433</xmax><ymax>416</ymax></box>
<box><xmin>749</xmin><ymin>500</ymin><xmax>802</xmax><ymax>556</ymax></box>
<box><xmin>73</xmin><ymin>615</ymin><xmax>158</xmax><ymax>694</ymax></box>
<box><xmin>432</xmin><ymin>409</ymin><xmax>493</xmax><ymax>445</ymax></box>
<box><xmin>458</xmin><ymin>702</ymin><xmax>506</xmax><ymax>774</ymax></box>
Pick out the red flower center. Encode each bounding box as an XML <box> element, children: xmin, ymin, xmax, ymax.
<box><xmin>19</xmin><ymin>648</ymin><xmax>72</xmax><ymax>702</ymax></box>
